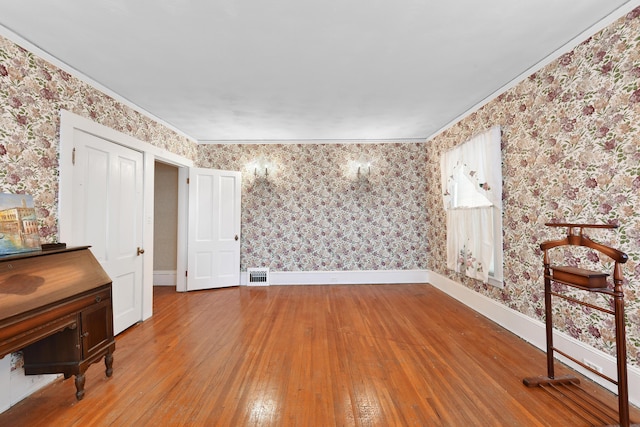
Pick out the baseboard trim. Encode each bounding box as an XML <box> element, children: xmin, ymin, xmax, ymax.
<box><xmin>153</xmin><ymin>270</ymin><xmax>177</xmax><ymax>286</ymax></box>
<box><xmin>240</xmin><ymin>269</ymin><xmax>429</xmax><ymax>286</ymax></box>
<box><xmin>426</xmin><ymin>270</ymin><xmax>640</xmax><ymax>407</ymax></box>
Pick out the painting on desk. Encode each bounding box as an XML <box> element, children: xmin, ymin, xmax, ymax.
<box><xmin>0</xmin><ymin>193</ymin><xmax>41</xmax><ymax>256</ymax></box>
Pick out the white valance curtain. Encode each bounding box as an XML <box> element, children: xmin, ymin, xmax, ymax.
<box><xmin>440</xmin><ymin>126</ymin><xmax>502</xmax><ymax>282</ymax></box>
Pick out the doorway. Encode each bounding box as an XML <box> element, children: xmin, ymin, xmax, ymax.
<box><xmin>153</xmin><ymin>161</ymin><xmax>179</xmax><ymax>288</ymax></box>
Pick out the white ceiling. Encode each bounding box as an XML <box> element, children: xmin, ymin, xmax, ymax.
<box><xmin>0</xmin><ymin>1</ymin><xmax>637</xmax><ymax>142</ymax></box>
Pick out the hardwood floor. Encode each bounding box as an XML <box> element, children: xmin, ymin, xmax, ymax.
<box><xmin>1</xmin><ymin>284</ymin><xmax>638</xmax><ymax>426</ymax></box>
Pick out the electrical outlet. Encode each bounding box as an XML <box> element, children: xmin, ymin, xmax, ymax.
<box><xmin>583</xmin><ymin>359</ymin><xmax>603</xmax><ymax>373</ymax></box>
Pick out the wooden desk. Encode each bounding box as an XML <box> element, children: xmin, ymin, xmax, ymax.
<box><xmin>0</xmin><ymin>246</ymin><xmax>115</xmax><ymax>400</ymax></box>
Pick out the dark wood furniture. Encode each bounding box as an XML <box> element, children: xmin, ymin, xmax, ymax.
<box><xmin>0</xmin><ymin>246</ymin><xmax>115</xmax><ymax>401</ymax></box>
<box><xmin>523</xmin><ymin>223</ymin><xmax>632</xmax><ymax>427</ymax></box>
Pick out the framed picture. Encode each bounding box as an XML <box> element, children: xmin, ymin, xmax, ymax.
<box><xmin>0</xmin><ymin>193</ymin><xmax>42</xmax><ymax>256</ymax></box>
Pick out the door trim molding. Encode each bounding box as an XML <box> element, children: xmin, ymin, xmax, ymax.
<box><xmin>59</xmin><ymin>110</ymin><xmax>194</xmax><ymax>321</ymax></box>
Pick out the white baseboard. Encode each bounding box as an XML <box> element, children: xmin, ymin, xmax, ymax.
<box><xmin>426</xmin><ymin>270</ymin><xmax>640</xmax><ymax>407</ymax></box>
<box><xmin>153</xmin><ymin>270</ymin><xmax>177</xmax><ymax>286</ymax></box>
<box><xmin>240</xmin><ymin>269</ymin><xmax>429</xmax><ymax>286</ymax></box>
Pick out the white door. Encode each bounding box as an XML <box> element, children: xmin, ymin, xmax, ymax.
<box><xmin>72</xmin><ymin>129</ymin><xmax>144</xmax><ymax>334</ymax></box>
<box><xmin>187</xmin><ymin>168</ymin><xmax>241</xmax><ymax>291</ymax></box>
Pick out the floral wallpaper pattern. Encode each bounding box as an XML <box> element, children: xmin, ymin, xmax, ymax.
<box><xmin>426</xmin><ymin>7</ymin><xmax>640</xmax><ymax>366</ymax></box>
<box><xmin>0</xmin><ymin>35</ymin><xmax>198</xmax><ymax>242</ymax></box>
<box><xmin>198</xmin><ymin>142</ymin><xmax>429</xmax><ymax>272</ymax></box>
<box><xmin>1</xmin><ymin>5</ymin><xmax>639</xmax><ymax>372</ymax></box>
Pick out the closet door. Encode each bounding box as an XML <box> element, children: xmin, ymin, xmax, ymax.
<box><xmin>72</xmin><ymin>130</ymin><xmax>144</xmax><ymax>334</ymax></box>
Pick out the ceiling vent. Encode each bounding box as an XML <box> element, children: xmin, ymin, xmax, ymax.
<box><xmin>247</xmin><ymin>268</ymin><xmax>269</xmax><ymax>286</ymax></box>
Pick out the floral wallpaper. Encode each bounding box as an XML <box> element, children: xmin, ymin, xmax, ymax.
<box><xmin>0</xmin><ymin>35</ymin><xmax>198</xmax><ymax>242</ymax></box>
<box><xmin>198</xmin><ymin>142</ymin><xmax>429</xmax><ymax>272</ymax></box>
<box><xmin>1</xmin><ymin>4</ymin><xmax>639</xmax><ymax>372</ymax></box>
<box><xmin>426</xmin><ymin>7</ymin><xmax>640</xmax><ymax>366</ymax></box>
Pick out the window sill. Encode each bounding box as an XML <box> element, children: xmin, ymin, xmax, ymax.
<box><xmin>487</xmin><ymin>275</ymin><xmax>504</xmax><ymax>289</ymax></box>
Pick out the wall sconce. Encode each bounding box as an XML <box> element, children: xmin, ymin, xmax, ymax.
<box><xmin>254</xmin><ymin>166</ymin><xmax>269</xmax><ymax>178</ymax></box>
<box><xmin>348</xmin><ymin>160</ymin><xmax>372</xmax><ymax>181</ymax></box>
<box><xmin>247</xmin><ymin>157</ymin><xmax>274</xmax><ymax>180</ymax></box>
<box><xmin>357</xmin><ymin>163</ymin><xmax>371</xmax><ymax>179</ymax></box>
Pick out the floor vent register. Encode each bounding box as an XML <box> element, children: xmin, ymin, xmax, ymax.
<box><xmin>247</xmin><ymin>268</ymin><xmax>270</xmax><ymax>286</ymax></box>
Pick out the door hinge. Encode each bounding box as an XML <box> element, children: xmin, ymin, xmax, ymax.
<box><xmin>72</xmin><ymin>147</ymin><xmax>76</xmax><ymax>165</ymax></box>
<box><xmin>185</xmin><ymin>271</ymin><xmax>188</xmax><ymax>277</ymax></box>
<box><xmin>187</xmin><ymin>178</ymin><xmax>190</xmax><ymax>184</ymax></box>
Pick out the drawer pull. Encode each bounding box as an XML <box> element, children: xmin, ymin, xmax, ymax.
<box><xmin>95</xmin><ymin>295</ymin><xmax>102</xmax><ymax>303</ymax></box>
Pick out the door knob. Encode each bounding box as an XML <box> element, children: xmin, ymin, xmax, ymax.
<box><xmin>137</xmin><ymin>247</ymin><xmax>145</xmax><ymax>256</ymax></box>
<box><xmin>235</xmin><ymin>235</ymin><xmax>239</xmax><ymax>241</ymax></box>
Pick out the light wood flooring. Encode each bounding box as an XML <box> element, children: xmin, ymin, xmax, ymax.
<box><xmin>1</xmin><ymin>284</ymin><xmax>638</xmax><ymax>426</ymax></box>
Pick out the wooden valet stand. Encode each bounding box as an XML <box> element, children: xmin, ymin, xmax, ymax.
<box><xmin>523</xmin><ymin>223</ymin><xmax>636</xmax><ymax>427</ymax></box>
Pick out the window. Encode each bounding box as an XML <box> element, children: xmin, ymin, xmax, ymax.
<box><xmin>440</xmin><ymin>126</ymin><xmax>503</xmax><ymax>287</ymax></box>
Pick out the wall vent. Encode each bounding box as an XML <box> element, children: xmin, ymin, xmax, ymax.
<box><xmin>247</xmin><ymin>268</ymin><xmax>270</xmax><ymax>286</ymax></box>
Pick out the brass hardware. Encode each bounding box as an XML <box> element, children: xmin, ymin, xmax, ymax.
<box><xmin>137</xmin><ymin>247</ymin><xmax>145</xmax><ymax>256</ymax></box>
<box><xmin>235</xmin><ymin>235</ymin><xmax>239</xmax><ymax>241</ymax></box>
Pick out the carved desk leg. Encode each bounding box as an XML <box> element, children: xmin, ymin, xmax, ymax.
<box><xmin>105</xmin><ymin>351</ymin><xmax>114</xmax><ymax>377</ymax></box>
<box><xmin>75</xmin><ymin>373</ymin><xmax>86</xmax><ymax>401</ymax></box>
